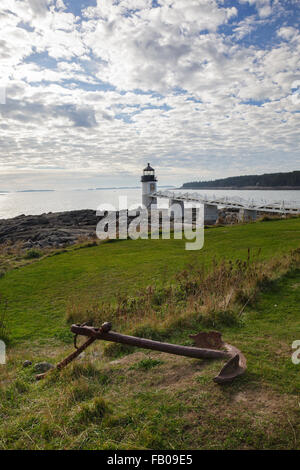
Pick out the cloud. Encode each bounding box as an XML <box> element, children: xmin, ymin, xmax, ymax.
<box><xmin>238</xmin><ymin>0</ymin><xmax>272</xmax><ymax>18</ymax></box>
<box><xmin>0</xmin><ymin>0</ymin><xmax>298</xmax><ymax>190</ymax></box>
<box><xmin>28</xmin><ymin>0</ymin><xmax>50</xmax><ymax>17</ymax></box>
<box><xmin>277</xmin><ymin>26</ymin><xmax>298</xmax><ymax>41</ymax></box>
<box><xmin>63</xmin><ymin>105</ymin><xmax>98</xmax><ymax>127</ymax></box>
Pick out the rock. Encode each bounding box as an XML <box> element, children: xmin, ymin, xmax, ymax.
<box><xmin>0</xmin><ymin>209</ymin><xmax>131</xmax><ymax>248</ymax></box>
<box><xmin>23</xmin><ymin>241</ymin><xmax>33</xmax><ymax>249</ymax></box>
<box><xmin>23</xmin><ymin>360</ymin><xmax>32</xmax><ymax>368</ymax></box>
<box><xmin>91</xmin><ymin>351</ymin><xmax>101</xmax><ymax>358</ymax></box>
<box><xmin>34</xmin><ymin>362</ymin><xmax>54</xmax><ymax>373</ymax></box>
<box><xmin>225</xmin><ymin>213</ymin><xmax>239</xmax><ymax>224</ymax></box>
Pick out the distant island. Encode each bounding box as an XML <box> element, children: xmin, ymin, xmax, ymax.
<box><xmin>181</xmin><ymin>171</ymin><xmax>300</xmax><ymax>190</ymax></box>
<box><xmin>16</xmin><ymin>190</ymin><xmax>55</xmax><ymax>193</ymax></box>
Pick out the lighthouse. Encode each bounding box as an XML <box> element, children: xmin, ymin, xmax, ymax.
<box><xmin>141</xmin><ymin>163</ymin><xmax>157</xmax><ymax>208</ymax></box>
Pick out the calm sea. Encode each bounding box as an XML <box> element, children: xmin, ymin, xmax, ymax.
<box><xmin>0</xmin><ymin>188</ymin><xmax>300</xmax><ymax>220</ymax></box>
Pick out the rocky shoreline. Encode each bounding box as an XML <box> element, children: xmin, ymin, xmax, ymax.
<box><xmin>0</xmin><ymin>207</ymin><xmax>249</xmax><ymax>250</ymax></box>
<box><xmin>0</xmin><ymin>210</ymin><xmax>101</xmax><ymax>249</ymax></box>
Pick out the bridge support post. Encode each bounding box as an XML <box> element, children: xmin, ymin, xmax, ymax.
<box><xmin>239</xmin><ymin>209</ymin><xmax>257</xmax><ymax>222</ymax></box>
<box><xmin>169</xmin><ymin>199</ymin><xmax>184</xmax><ymax>219</ymax></box>
<box><xmin>204</xmin><ymin>204</ymin><xmax>218</xmax><ymax>225</ymax></box>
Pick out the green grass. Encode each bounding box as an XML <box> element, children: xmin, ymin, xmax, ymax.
<box><xmin>0</xmin><ymin>218</ymin><xmax>300</xmax><ymax>449</ymax></box>
<box><xmin>226</xmin><ymin>270</ymin><xmax>300</xmax><ymax>394</ymax></box>
<box><xmin>129</xmin><ymin>358</ymin><xmax>164</xmax><ymax>370</ymax></box>
<box><xmin>0</xmin><ymin>270</ymin><xmax>299</xmax><ymax>449</ymax></box>
<box><xmin>1</xmin><ymin>217</ymin><xmax>300</xmax><ymax>343</ymax></box>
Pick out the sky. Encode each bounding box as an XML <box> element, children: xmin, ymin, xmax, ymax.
<box><xmin>0</xmin><ymin>0</ymin><xmax>299</xmax><ymax>190</ymax></box>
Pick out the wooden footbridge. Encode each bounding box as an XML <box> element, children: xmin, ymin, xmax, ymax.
<box><xmin>149</xmin><ymin>190</ymin><xmax>300</xmax><ymax>224</ymax></box>
<box><xmin>153</xmin><ymin>190</ymin><xmax>300</xmax><ymax>215</ymax></box>
<box><xmin>140</xmin><ymin>165</ymin><xmax>300</xmax><ymax>223</ymax></box>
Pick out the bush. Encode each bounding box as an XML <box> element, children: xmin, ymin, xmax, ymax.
<box><xmin>24</xmin><ymin>249</ymin><xmax>42</xmax><ymax>259</ymax></box>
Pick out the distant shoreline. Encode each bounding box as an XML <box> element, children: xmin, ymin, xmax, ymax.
<box><xmin>179</xmin><ymin>186</ymin><xmax>300</xmax><ymax>190</ymax></box>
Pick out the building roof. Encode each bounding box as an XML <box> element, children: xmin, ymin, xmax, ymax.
<box><xmin>144</xmin><ymin>163</ymin><xmax>154</xmax><ymax>171</ymax></box>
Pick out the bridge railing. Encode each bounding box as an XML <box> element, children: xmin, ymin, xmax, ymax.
<box><xmin>152</xmin><ymin>190</ymin><xmax>300</xmax><ymax>214</ymax></box>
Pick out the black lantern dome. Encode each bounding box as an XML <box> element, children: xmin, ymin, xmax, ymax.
<box><xmin>141</xmin><ymin>163</ymin><xmax>157</xmax><ymax>182</ymax></box>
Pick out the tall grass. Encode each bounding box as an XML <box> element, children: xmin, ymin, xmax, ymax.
<box><xmin>0</xmin><ymin>295</ymin><xmax>10</xmax><ymax>344</ymax></box>
<box><xmin>66</xmin><ymin>248</ymin><xmax>300</xmax><ymax>336</ymax></box>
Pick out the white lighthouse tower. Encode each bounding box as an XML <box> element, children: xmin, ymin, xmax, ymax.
<box><xmin>141</xmin><ymin>163</ymin><xmax>157</xmax><ymax>209</ymax></box>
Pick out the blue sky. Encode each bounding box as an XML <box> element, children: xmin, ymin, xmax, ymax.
<box><xmin>0</xmin><ymin>0</ymin><xmax>299</xmax><ymax>190</ymax></box>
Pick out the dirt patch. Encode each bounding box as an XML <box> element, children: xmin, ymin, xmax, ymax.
<box><xmin>231</xmin><ymin>388</ymin><xmax>298</xmax><ymax>417</ymax></box>
<box><xmin>108</xmin><ymin>350</ymin><xmax>214</xmax><ymax>391</ymax></box>
<box><xmin>109</xmin><ymin>351</ymin><xmax>152</xmax><ymax>366</ymax></box>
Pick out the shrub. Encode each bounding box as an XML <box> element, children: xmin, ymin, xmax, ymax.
<box><xmin>24</xmin><ymin>249</ymin><xmax>42</xmax><ymax>259</ymax></box>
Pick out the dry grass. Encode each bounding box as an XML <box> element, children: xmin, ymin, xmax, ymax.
<box><xmin>0</xmin><ymin>295</ymin><xmax>9</xmax><ymax>344</ymax></box>
<box><xmin>258</xmin><ymin>213</ymin><xmax>300</xmax><ymax>222</ymax></box>
<box><xmin>65</xmin><ymin>247</ymin><xmax>300</xmax><ymax>335</ymax></box>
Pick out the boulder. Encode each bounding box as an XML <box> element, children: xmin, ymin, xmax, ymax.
<box><xmin>34</xmin><ymin>362</ymin><xmax>54</xmax><ymax>373</ymax></box>
<box><xmin>23</xmin><ymin>360</ymin><xmax>32</xmax><ymax>368</ymax></box>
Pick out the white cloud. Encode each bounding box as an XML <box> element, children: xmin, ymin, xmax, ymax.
<box><xmin>0</xmin><ymin>0</ymin><xmax>298</xmax><ymax>189</ymax></box>
<box><xmin>28</xmin><ymin>0</ymin><xmax>51</xmax><ymax>17</ymax></box>
<box><xmin>238</xmin><ymin>0</ymin><xmax>273</xmax><ymax>18</ymax></box>
<box><xmin>277</xmin><ymin>26</ymin><xmax>298</xmax><ymax>41</ymax></box>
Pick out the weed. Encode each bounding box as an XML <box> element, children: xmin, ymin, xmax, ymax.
<box><xmin>129</xmin><ymin>358</ymin><xmax>164</xmax><ymax>371</ymax></box>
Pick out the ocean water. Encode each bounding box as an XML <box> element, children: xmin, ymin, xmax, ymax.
<box><xmin>0</xmin><ymin>188</ymin><xmax>300</xmax><ymax>220</ymax></box>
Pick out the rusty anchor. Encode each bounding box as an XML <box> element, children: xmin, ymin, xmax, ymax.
<box><xmin>36</xmin><ymin>322</ymin><xmax>246</xmax><ymax>383</ymax></box>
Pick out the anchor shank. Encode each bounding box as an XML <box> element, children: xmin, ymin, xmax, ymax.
<box><xmin>70</xmin><ymin>325</ymin><xmax>230</xmax><ymax>360</ymax></box>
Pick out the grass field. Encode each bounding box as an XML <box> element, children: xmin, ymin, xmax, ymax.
<box><xmin>1</xmin><ymin>218</ymin><xmax>300</xmax><ymax>343</ymax></box>
<box><xmin>0</xmin><ymin>218</ymin><xmax>299</xmax><ymax>449</ymax></box>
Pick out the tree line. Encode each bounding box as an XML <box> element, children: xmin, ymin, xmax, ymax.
<box><xmin>181</xmin><ymin>171</ymin><xmax>300</xmax><ymax>189</ymax></box>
